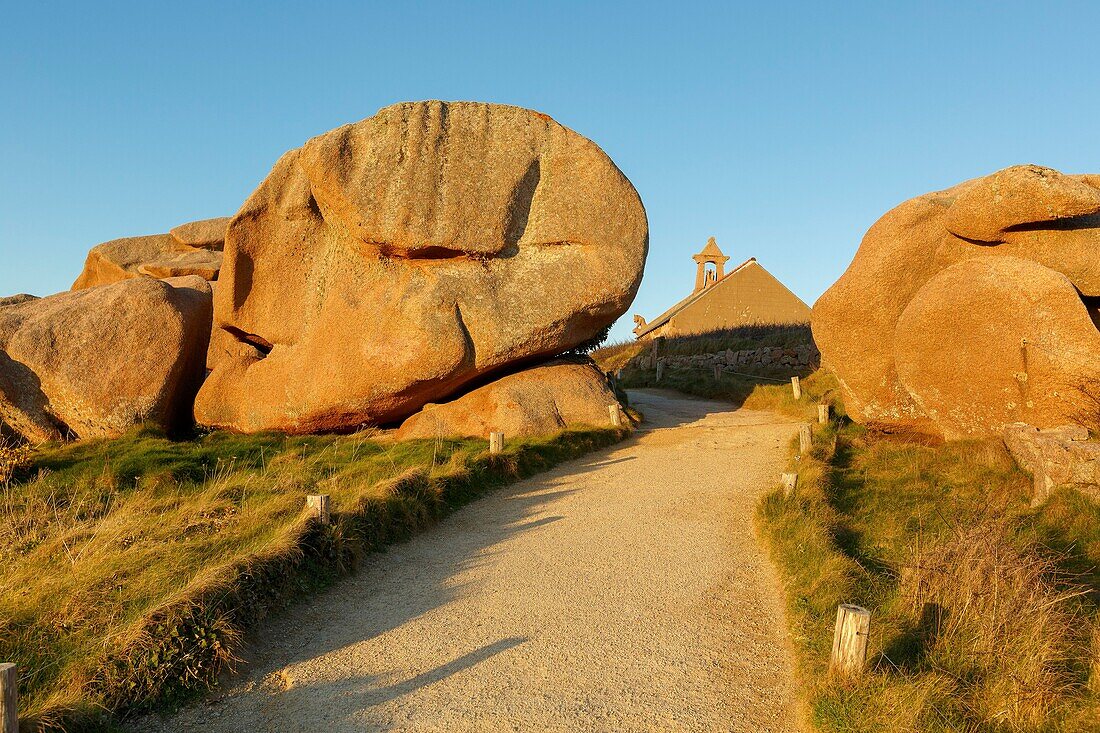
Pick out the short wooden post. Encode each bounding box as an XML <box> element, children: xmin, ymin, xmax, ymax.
<box><xmin>656</xmin><ymin>360</ymin><xmax>664</xmax><ymax>382</ymax></box>
<box><xmin>489</xmin><ymin>432</ymin><xmax>505</xmax><ymax>454</ymax></box>
<box><xmin>830</xmin><ymin>604</ymin><xmax>871</xmax><ymax>677</ymax></box>
<box><xmin>781</xmin><ymin>472</ymin><xmax>798</xmax><ymax>497</ymax></box>
<box><xmin>791</xmin><ymin>376</ymin><xmax>802</xmax><ymax>400</ymax></box>
<box><xmin>799</xmin><ymin>423</ymin><xmax>813</xmax><ymax>455</ymax></box>
<box><xmin>1</xmin><ymin>663</ymin><xmax>16</xmax><ymax>733</ymax></box>
<box><xmin>818</xmin><ymin>403</ymin><xmax>830</xmax><ymax>424</ymax></box>
<box><xmin>306</xmin><ymin>494</ymin><xmax>330</xmax><ymax>525</ymax></box>
<box><xmin>713</xmin><ymin>364</ymin><xmax>721</xmax><ymax>380</ymax></box>
<box><xmin>608</xmin><ymin>404</ymin><xmax>622</xmax><ymax>428</ymax></box>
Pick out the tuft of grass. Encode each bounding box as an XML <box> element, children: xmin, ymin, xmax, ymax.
<box><xmin>757</xmin><ymin>414</ymin><xmax>1100</xmax><ymax>732</ymax></box>
<box><xmin>0</xmin><ymin>423</ymin><xmax>626</xmax><ymax>730</ymax></box>
<box><xmin>589</xmin><ymin>338</ymin><xmax>645</xmax><ymax>373</ymax></box>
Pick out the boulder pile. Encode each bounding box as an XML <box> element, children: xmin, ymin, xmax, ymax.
<box><xmin>0</xmin><ymin>101</ymin><xmax>646</xmax><ymax>443</ymax></box>
<box><xmin>0</xmin><ymin>277</ymin><xmax>211</xmax><ymax>442</ymax></box>
<box><xmin>72</xmin><ymin>217</ymin><xmax>230</xmax><ymax>289</ymax></box>
<box><xmin>814</xmin><ymin>165</ymin><xmax>1100</xmax><ymax>439</ymax></box>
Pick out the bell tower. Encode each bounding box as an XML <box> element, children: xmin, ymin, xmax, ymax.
<box><xmin>692</xmin><ymin>237</ymin><xmax>730</xmax><ymax>292</ymax></box>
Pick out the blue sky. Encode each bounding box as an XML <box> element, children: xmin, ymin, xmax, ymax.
<box><xmin>3</xmin><ymin>1</ymin><xmax>1099</xmax><ymax>341</ymax></box>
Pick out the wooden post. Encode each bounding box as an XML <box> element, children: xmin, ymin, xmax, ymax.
<box><xmin>781</xmin><ymin>472</ymin><xmax>798</xmax><ymax>497</ymax></box>
<box><xmin>830</xmin><ymin>604</ymin><xmax>871</xmax><ymax>678</ymax></box>
<box><xmin>799</xmin><ymin>423</ymin><xmax>813</xmax><ymax>455</ymax></box>
<box><xmin>713</xmin><ymin>364</ymin><xmax>721</xmax><ymax>380</ymax></box>
<box><xmin>306</xmin><ymin>494</ymin><xmax>330</xmax><ymax>525</ymax></box>
<box><xmin>791</xmin><ymin>376</ymin><xmax>802</xmax><ymax>400</ymax></box>
<box><xmin>608</xmin><ymin>404</ymin><xmax>622</xmax><ymax>428</ymax></box>
<box><xmin>489</xmin><ymin>432</ymin><xmax>505</xmax><ymax>454</ymax></box>
<box><xmin>0</xmin><ymin>663</ymin><xmax>16</xmax><ymax>733</ymax></box>
<box><xmin>656</xmin><ymin>360</ymin><xmax>664</xmax><ymax>382</ymax></box>
<box><xmin>818</xmin><ymin>403</ymin><xmax>830</xmax><ymax>424</ymax></box>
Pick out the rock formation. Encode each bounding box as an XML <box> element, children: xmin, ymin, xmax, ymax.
<box><xmin>72</xmin><ymin>217</ymin><xmax>229</xmax><ymax>289</ymax></box>
<box><xmin>1003</xmin><ymin>423</ymin><xmax>1100</xmax><ymax>505</ymax></box>
<box><xmin>0</xmin><ymin>277</ymin><xmax>212</xmax><ymax>442</ymax></box>
<box><xmin>396</xmin><ymin>359</ymin><xmax>621</xmax><ymax>439</ymax></box>
<box><xmin>814</xmin><ymin>165</ymin><xmax>1100</xmax><ymax>438</ymax></box>
<box><xmin>195</xmin><ymin>101</ymin><xmax>648</xmax><ymax>433</ymax></box>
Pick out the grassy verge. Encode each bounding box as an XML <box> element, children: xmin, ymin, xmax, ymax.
<box><xmin>0</xmin><ymin>424</ymin><xmax>626</xmax><ymax>730</ymax></box>
<box><xmin>757</xmin><ymin>414</ymin><xmax>1100</xmax><ymax>731</ymax></box>
<box><xmin>618</xmin><ymin>361</ymin><xmax>840</xmax><ymax>421</ymax></box>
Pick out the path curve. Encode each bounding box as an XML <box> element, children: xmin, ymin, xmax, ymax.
<box><xmin>133</xmin><ymin>390</ymin><xmax>803</xmax><ymax>732</ymax></box>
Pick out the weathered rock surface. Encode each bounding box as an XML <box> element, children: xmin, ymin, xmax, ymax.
<box><xmin>895</xmin><ymin>258</ymin><xmax>1100</xmax><ymax>439</ymax></box>
<box><xmin>72</xmin><ymin>216</ymin><xmax>228</xmax><ymax>290</ymax></box>
<box><xmin>814</xmin><ymin>165</ymin><xmax>1100</xmax><ymax>437</ymax></box>
<box><xmin>169</xmin><ymin>217</ymin><xmax>231</xmax><ymax>248</ymax></box>
<box><xmin>196</xmin><ymin>101</ymin><xmax>648</xmax><ymax>433</ymax></box>
<box><xmin>0</xmin><ymin>277</ymin><xmax>212</xmax><ymax>442</ymax></box>
<box><xmin>1003</xmin><ymin>423</ymin><xmax>1100</xmax><ymax>505</ymax></box>
<box><xmin>396</xmin><ymin>359</ymin><xmax>622</xmax><ymax>439</ymax></box>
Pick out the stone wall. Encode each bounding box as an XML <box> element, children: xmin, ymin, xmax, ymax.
<box><xmin>1003</xmin><ymin>423</ymin><xmax>1100</xmax><ymax>505</ymax></box>
<box><xmin>629</xmin><ymin>343</ymin><xmax>819</xmax><ymax>374</ymax></box>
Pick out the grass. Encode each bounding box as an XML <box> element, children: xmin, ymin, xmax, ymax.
<box><xmin>756</xmin><ymin>390</ymin><xmax>1100</xmax><ymax>732</ymax></box>
<box><xmin>0</xmin><ymin>423</ymin><xmax>626</xmax><ymax>730</ymax></box>
<box><xmin>617</xmin><ymin>358</ymin><xmax>840</xmax><ymax>421</ymax></box>
<box><xmin>594</xmin><ymin>324</ymin><xmax>824</xmax><ymax>420</ymax></box>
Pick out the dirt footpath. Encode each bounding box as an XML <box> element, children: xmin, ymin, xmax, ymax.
<box><xmin>133</xmin><ymin>389</ymin><xmax>803</xmax><ymax>733</ymax></box>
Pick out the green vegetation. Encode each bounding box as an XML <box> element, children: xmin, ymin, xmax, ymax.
<box><xmin>0</xmin><ymin>424</ymin><xmax>625</xmax><ymax>730</ymax></box>
<box><xmin>615</xmin><ymin>354</ymin><xmax>838</xmax><ymax>422</ymax></box>
<box><xmin>757</xmin><ymin>401</ymin><xmax>1100</xmax><ymax>732</ymax></box>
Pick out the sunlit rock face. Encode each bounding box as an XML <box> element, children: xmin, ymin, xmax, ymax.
<box><xmin>0</xmin><ymin>276</ymin><xmax>211</xmax><ymax>442</ymax></box>
<box><xmin>195</xmin><ymin>101</ymin><xmax>648</xmax><ymax>433</ymax></box>
<box><xmin>813</xmin><ymin>165</ymin><xmax>1100</xmax><ymax>439</ymax></box>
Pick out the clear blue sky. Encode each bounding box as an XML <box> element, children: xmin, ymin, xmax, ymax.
<box><xmin>3</xmin><ymin>1</ymin><xmax>1099</xmax><ymax>342</ymax></box>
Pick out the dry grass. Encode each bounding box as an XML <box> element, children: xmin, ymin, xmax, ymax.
<box><xmin>901</xmin><ymin>521</ymin><xmax>1089</xmax><ymax>727</ymax></box>
<box><xmin>757</xmin><ymin>415</ymin><xmax>1100</xmax><ymax>732</ymax></box>
<box><xmin>0</xmin><ymin>440</ymin><xmax>33</xmax><ymax>484</ymax></box>
<box><xmin>0</xmin><ymin>423</ymin><xmax>625</xmax><ymax>729</ymax></box>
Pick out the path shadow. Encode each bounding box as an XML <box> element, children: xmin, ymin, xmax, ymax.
<box><xmin>128</xmin><ymin>433</ymin><xmax>633</xmax><ymax>733</ymax></box>
<box><xmin>362</xmin><ymin>636</ymin><xmax>527</xmax><ymax>707</ymax></box>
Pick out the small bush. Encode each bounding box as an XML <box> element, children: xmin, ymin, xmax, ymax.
<box><xmin>0</xmin><ymin>440</ymin><xmax>33</xmax><ymax>484</ymax></box>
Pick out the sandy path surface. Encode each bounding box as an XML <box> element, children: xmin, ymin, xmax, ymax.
<box><xmin>132</xmin><ymin>390</ymin><xmax>802</xmax><ymax>733</ymax></box>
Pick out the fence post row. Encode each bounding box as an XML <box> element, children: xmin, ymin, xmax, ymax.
<box><xmin>306</xmin><ymin>494</ymin><xmax>330</xmax><ymax>525</ymax></box>
<box><xmin>830</xmin><ymin>604</ymin><xmax>871</xmax><ymax>678</ymax></box>
<box><xmin>799</xmin><ymin>423</ymin><xmax>813</xmax><ymax>455</ymax></box>
<box><xmin>1</xmin><ymin>662</ymin><xmax>16</xmax><ymax>733</ymax></box>
<box><xmin>781</xmin><ymin>472</ymin><xmax>798</xmax><ymax>497</ymax></box>
<box><xmin>791</xmin><ymin>376</ymin><xmax>802</xmax><ymax>400</ymax></box>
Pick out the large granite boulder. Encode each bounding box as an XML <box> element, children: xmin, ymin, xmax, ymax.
<box><xmin>195</xmin><ymin>101</ymin><xmax>648</xmax><ymax>433</ymax></box>
<box><xmin>72</xmin><ymin>217</ymin><xmax>229</xmax><ymax>290</ymax></box>
<box><xmin>396</xmin><ymin>359</ymin><xmax>622</xmax><ymax>439</ymax></box>
<box><xmin>814</xmin><ymin>165</ymin><xmax>1100</xmax><ymax>438</ymax></box>
<box><xmin>0</xmin><ymin>277</ymin><xmax>212</xmax><ymax>442</ymax></box>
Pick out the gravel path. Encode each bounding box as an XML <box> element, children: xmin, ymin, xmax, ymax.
<box><xmin>133</xmin><ymin>390</ymin><xmax>803</xmax><ymax>733</ymax></box>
